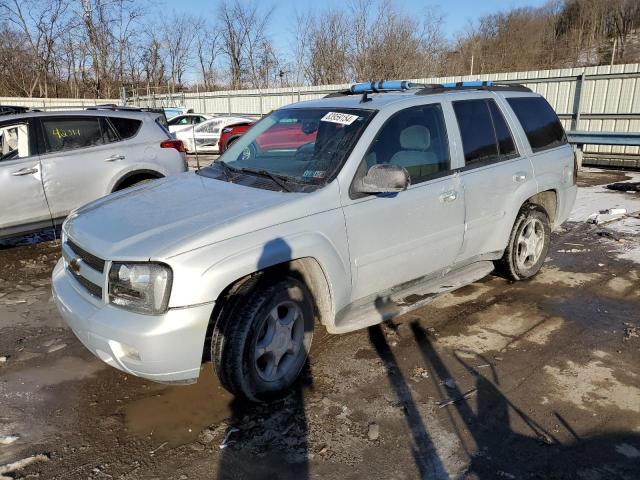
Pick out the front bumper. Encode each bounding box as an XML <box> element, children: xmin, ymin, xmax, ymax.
<box><xmin>52</xmin><ymin>259</ymin><xmax>213</xmax><ymax>383</ymax></box>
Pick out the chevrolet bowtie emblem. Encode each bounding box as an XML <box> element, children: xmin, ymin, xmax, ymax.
<box><xmin>69</xmin><ymin>257</ymin><xmax>81</xmax><ymax>274</ymax></box>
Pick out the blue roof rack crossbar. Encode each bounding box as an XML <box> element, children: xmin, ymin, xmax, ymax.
<box><xmin>324</xmin><ymin>79</ymin><xmax>431</xmax><ymax>99</ymax></box>
<box><xmin>350</xmin><ymin>80</ymin><xmax>415</xmax><ymax>93</ymax></box>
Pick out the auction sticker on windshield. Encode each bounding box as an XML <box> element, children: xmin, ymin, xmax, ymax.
<box><xmin>321</xmin><ymin>112</ymin><xmax>360</xmax><ymax>125</ymax></box>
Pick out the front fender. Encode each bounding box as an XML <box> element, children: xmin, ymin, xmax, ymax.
<box><xmin>166</xmin><ymin>209</ymin><xmax>352</xmax><ymax>324</ymax></box>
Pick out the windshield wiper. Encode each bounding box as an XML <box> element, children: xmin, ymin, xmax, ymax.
<box><xmin>217</xmin><ymin>160</ymin><xmax>238</xmax><ymax>180</ymax></box>
<box><xmin>239</xmin><ymin>167</ymin><xmax>293</xmax><ymax>192</ymax></box>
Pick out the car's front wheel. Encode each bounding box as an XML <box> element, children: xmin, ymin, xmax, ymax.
<box><xmin>497</xmin><ymin>205</ymin><xmax>551</xmax><ymax>280</ymax></box>
<box><xmin>211</xmin><ymin>275</ymin><xmax>314</xmax><ymax>401</ymax></box>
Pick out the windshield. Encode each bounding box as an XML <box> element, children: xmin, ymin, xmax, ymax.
<box><xmin>198</xmin><ymin>107</ymin><xmax>375</xmax><ymax>190</ymax></box>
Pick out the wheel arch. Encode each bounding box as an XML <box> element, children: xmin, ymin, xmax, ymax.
<box><xmin>222</xmin><ymin>134</ymin><xmax>243</xmax><ymax>151</ymax></box>
<box><xmin>111</xmin><ymin>169</ymin><xmax>164</xmax><ymax>192</ymax></box>
<box><xmin>526</xmin><ymin>189</ymin><xmax>558</xmax><ymax>225</ymax></box>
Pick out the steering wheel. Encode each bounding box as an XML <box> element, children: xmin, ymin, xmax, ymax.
<box><xmin>294</xmin><ymin>142</ymin><xmax>314</xmax><ymax>161</ymax></box>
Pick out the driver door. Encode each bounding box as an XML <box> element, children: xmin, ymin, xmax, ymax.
<box><xmin>341</xmin><ymin>103</ymin><xmax>465</xmax><ymax>301</ymax></box>
<box><xmin>0</xmin><ymin>119</ymin><xmax>52</xmax><ymax>237</ymax></box>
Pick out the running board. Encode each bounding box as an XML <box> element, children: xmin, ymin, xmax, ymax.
<box><xmin>328</xmin><ymin>261</ymin><xmax>494</xmax><ymax>334</ymax></box>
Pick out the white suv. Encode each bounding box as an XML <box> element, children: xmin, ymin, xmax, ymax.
<box><xmin>52</xmin><ymin>81</ymin><xmax>577</xmax><ymax>401</ymax></box>
<box><xmin>0</xmin><ymin>110</ymin><xmax>187</xmax><ymax>240</ymax></box>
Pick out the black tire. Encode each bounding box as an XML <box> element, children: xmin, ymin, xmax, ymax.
<box><xmin>496</xmin><ymin>204</ymin><xmax>551</xmax><ymax>281</ymax></box>
<box><xmin>211</xmin><ymin>275</ymin><xmax>314</xmax><ymax>401</ymax></box>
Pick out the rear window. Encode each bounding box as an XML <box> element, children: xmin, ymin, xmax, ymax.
<box><xmin>506</xmin><ymin>97</ymin><xmax>566</xmax><ymax>152</ymax></box>
<box><xmin>41</xmin><ymin>116</ymin><xmax>117</xmax><ymax>153</ymax></box>
<box><xmin>110</xmin><ymin>117</ymin><xmax>142</xmax><ymax>139</ymax></box>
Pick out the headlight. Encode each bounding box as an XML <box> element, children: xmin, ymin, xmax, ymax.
<box><xmin>108</xmin><ymin>262</ymin><xmax>172</xmax><ymax>315</ymax></box>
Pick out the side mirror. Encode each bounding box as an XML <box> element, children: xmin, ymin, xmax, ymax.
<box><xmin>353</xmin><ymin>164</ymin><xmax>410</xmax><ymax>194</ymax></box>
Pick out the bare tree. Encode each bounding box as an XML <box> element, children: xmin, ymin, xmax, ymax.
<box><xmin>219</xmin><ymin>0</ymin><xmax>278</xmax><ymax>89</ymax></box>
<box><xmin>195</xmin><ymin>27</ymin><xmax>221</xmax><ymax>89</ymax></box>
<box><xmin>0</xmin><ymin>0</ymin><xmax>72</xmax><ymax>97</ymax></box>
<box><xmin>304</xmin><ymin>10</ymin><xmax>350</xmax><ymax>84</ymax></box>
<box><xmin>162</xmin><ymin>14</ymin><xmax>199</xmax><ymax>89</ymax></box>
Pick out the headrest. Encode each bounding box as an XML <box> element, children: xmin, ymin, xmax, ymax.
<box><xmin>399</xmin><ymin>125</ymin><xmax>431</xmax><ymax>150</ymax></box>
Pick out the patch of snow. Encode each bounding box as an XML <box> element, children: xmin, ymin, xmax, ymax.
<box><xmin>569</xmin><ymin>171</ymin><xmax>640</xmax><ymax>222</ymax></box>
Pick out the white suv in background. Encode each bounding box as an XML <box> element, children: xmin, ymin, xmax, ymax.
<box><xmin>176</xmin><ymin>115</ymin><xmax>256</xmax><ymax>153</ymax></box>
<box><xmin>0</xmin><ymin>110</ymin><xmax>187</xmax><ymax>240</ymax></box>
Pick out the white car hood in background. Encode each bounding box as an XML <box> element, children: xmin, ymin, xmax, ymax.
<box><xmin>64</xmin><ymin>173</ymin><xmax>303</xmax><ymax>259</ymax></box>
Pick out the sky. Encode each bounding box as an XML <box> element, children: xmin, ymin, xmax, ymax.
<box><xmin>161</xmin><ymin>0</ymin><xmax>551</xmax><ymax>83</ymax></box>
<box><xmin>164</xmin><ymin>0</ymin><xmax>551</xmax><ymax>52</ymax></box>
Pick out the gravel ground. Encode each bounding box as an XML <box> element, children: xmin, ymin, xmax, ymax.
<box><xmin>0</xmin><ymin>169</ymin><xmax>639</xmax><ymax>480</ymax></box>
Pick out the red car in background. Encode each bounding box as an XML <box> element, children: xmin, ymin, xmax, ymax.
<box><xmin>218</xmin><ymin>120</ymin><xmax>317</xmax><ymax>153</ymax></box>
<box><xmin>218</xmin><ymin>122</ymin><xmax>254</xmax><ymax>153</ymax></box>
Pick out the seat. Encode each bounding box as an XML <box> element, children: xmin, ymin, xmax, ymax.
<box><xmin>389</xmin><ymin>125</ymin><xmax>441</xmax><ymax>181</ymax></box>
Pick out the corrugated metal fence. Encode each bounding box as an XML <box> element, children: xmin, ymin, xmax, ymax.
<box><xmin>133</xmin><ymin>63</ymin><xmax>640</xmax><ymax>166</ymax></box>
<box><xmin>3</xmin><ymin>64</ymin><xmax>640</xmax><ymax>165</ymax></box>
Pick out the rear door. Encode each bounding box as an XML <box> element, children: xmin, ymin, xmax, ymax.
<box><xmin>0</xmin><ymin>118</ymin><xmax>52</xmax><ymax>236</ymax></box>
<box><xmin>452</xmin><ymin>96</ymin><xmax>537</xmax><ymax>262</ymax></box>
<box><xmin>38</xmin><ymin>115</ymin><xmax>125</xmax><ymax>222</ymax></box>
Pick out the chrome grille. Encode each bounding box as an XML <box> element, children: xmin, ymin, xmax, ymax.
<box><xmin>69</xmin><ymin>268</ymin><xmax>103</xmax><ymax>298</ymax></box>
<box><xmin>67</xmin><ymin>239</ymin><xmax>105</xmax><ymax>273</ymax></box>
<box><xmin>63</xmin><ymin>238</ymin><xmax>106</xmax><ymax>301</ymax></box>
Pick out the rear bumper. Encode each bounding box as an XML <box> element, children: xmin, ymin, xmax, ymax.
<box><xmin>52</xmin><ymin>259</ymin><xmax>213</xmax><ymax>383</ymax></box>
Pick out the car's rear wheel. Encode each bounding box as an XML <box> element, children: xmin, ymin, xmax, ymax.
<box><xmin>211</xmin><ymin>275</ymin><xmax>314</xmax><ymax>401</ymax></box>
<box><xmin>497</xmin><ymin>205</ymin><xmax>551</xmax><ymax>281</ymax></box>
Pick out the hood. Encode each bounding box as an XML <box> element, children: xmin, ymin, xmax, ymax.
<box><xmin>64</xmin><ymin>173</ymin><xmax>303</xmax><ymax>259</ymax></box>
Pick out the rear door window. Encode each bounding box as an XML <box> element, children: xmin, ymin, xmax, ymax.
<box><xmin>488</xmin><ymin>100</ymin><xmax>517</xmax><ymax>157</ymax></box>
<box><xmin>41</xmin><ymin>116</ymin><xmax>118</xmax><ymax>153</ymax></box>
<box><xmin>506</xmin><ymin>97</ymin><xmax>567</xmax><ymax>152</ymax></box>
<box><xmin>454</xmin><ymin>100</ymin><xmax>498</xmax><ymax>164</ymax></box>
<box><xmin>0</xmin><ymin>123</ymin><xmax>30</xmax><ymax>161</ymax></box>
<box><xmin>109</xmin><ymin>117</ymin><xmax>142</xmax><ymax>139</ymax></box>
<box><xmin>453</xmin><ymin>99</ymin><xmax>518</xmax><ymax>166</ymax></box>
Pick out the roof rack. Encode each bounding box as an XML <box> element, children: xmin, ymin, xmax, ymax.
<box><xmin>85</xmin><ymin>105</ymin><xmax>164</xmax><ymax>113</ymax></box>
<box><xmin>324</xmin><ymin>79</ymin><xmax>531</xmax><ymax>100</ymax></box>
<box><xmin>415</xmin><ymin>81</ymin><xmax>532</xmax><ymax>95</ymax></box>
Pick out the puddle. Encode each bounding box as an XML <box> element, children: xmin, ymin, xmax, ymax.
<box><xmin>124</xmin><ymin>366</ymin><xmax>233</xmax><ymax>447</ymax></box>
<box><xmin>1</xmin><ymin>356</ymin><xmax>104</xmax><ymax>391</ymax></box>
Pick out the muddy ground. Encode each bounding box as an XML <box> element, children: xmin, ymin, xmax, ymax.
<box><xmin>0</xmin><ymin>170</ymin><xmax>639</xmax><ymax>480</ymax></box>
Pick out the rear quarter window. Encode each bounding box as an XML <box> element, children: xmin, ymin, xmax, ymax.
<box><xmin>109</xmin><ymin>117</ymin><xmax>142</xmax><ymax>139</ymax></box>
<box><xmin>506</xmin><ymin>97</ymin><xmax>567</xmax><ymax>152</ymax></box>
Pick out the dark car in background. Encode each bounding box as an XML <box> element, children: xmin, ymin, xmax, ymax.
<box><xmin>0</xmin><ymin>105</ymin><xmax>30</xmax><ymax>116</ymax></box>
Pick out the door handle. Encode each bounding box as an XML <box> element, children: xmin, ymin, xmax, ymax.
<box><xmin>513</xmin><ymin>172</ymin><xmax>527</xmax><ymax>183</ymax></box>
<box><xmin>439</xmin><ymin>190</ymin><xmax>458</xmax><ymax>203</ymax></box>
<box><xmin>105</xmin><ymin>154</ymin><xmax>125</xmax><ymax>162</ymax></box>
<box><xmin>11</xmin><ymin>167</ymin><xmax>38</xmax><ymax>176</ymax></box>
